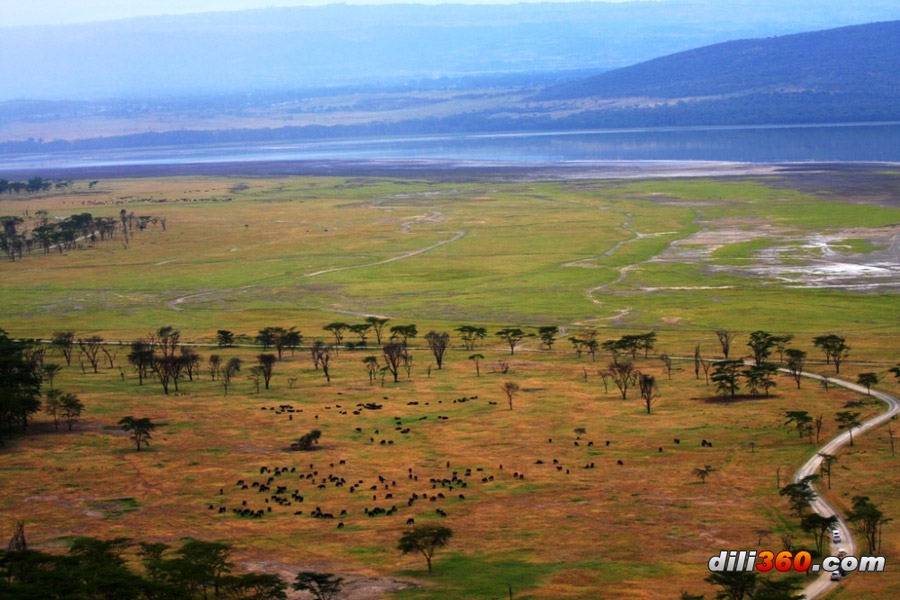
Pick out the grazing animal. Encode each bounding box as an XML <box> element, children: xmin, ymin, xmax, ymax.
<box><xmin>617</xmin><ymin>460</ymin><xmax>624</xmax><ymax>466</ymax></box>
<box><xmin>406</xmin><ymin>518</ymin><xmax>415</xmax><ymax>525</ymax></box>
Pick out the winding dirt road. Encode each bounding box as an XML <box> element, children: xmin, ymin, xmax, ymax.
<box><xmin>791</xmin><ymin>371</ymin><xmax>900</xmax><ymax>599</ymax></box>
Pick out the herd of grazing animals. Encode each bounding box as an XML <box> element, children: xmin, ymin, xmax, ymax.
<box><xmin>209</xmin><ymin>391</ymin><xmax>717</xmax><ymax>529</ymax></box>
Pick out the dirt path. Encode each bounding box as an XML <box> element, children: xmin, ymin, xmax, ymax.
<box><xmin>302</xmin><ymin>230</ymin><xmax>465</xmax><ymax>278</ymax></box>
<box><xmin>790</xmin><ymin>372</ymin><xmax>900</xmax><ymax>599</ymax></box>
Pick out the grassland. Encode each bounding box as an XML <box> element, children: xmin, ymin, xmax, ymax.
<box><xmin>1</xmin><ymin>172</ymin><xmax>899</xmax><ymax>598</ymax></box>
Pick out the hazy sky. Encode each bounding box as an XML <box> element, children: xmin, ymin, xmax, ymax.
<box><xmin>6</xmin><ymin>0</ymin><xmax>648</xmax><ymax>27</ymax></box>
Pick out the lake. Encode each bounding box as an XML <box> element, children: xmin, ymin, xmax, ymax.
<box><xmin>2</xmin><ymin>122</ymin><xmax>900</xmax><ymax>174</ymax></box>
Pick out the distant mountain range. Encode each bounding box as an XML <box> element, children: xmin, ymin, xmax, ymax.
<box><xmin>2</xmin><ymin>17</ymin><xmax>899</xmax><ymax>152</ymax></box>
<box><xmin>532</xmin><ymin>20</ymin><xmax>900</xmax><ymax>127</ymax></box>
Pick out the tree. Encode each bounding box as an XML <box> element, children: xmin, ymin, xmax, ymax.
<box><xmin>772</xmin><ymin>334</ymin><xmax>794</xmax><ymax>364</ymax></box>
<box><xmin>176</xmin><ymin>539</ymin><xmax>233</xmax><ymax>600</ymax></box>
<box><xmin>608</xmin><ymin>361</ymin><xmax>638</xmax><ymax>400</ymax></box>
<box><xmin>153</xmin><ymin>355</ymin><xmax>184</xmax><ymax>394</ymax></box>
<box><xmin>382</xmin><ymin>343</ymin><xmax>404</xmax><ymax>383</ymax></box>
<box><xmin>424</xmin><ymin>331</ymin><xmax>450</xmax><ymax>369</ymax></box>
<box><xmin>248</xmin><ymin>366</ymin><xmax>264</xmax><ymax>393</ymax></box>
<box><xmin>469</xmin><ymin>353</ymin><xmax>484</xmax><ymax>377</ymax></box>
<box><xmin>294</xmin><ymin>429</ymin><xmax>321</xmax><ymax>451</ymax></box>
<box><xmin>60</xmin><ymin>393</ymin><xmax>84</xmax><ymax>431</ymax></box>
<box><xmin>153</xmin><ymin>326</ymin><xmax>180</xmax><ymax>358</ymax></box>
<box><xmin>714</xmin><ymin>330</ymin><xmax>737</xmax><ymax>359</ymax></box>
<box><xmin>398</xmin><ymin>525</ymin><xmax>452</xmax><ymax>575</ymax></box>
<box><xmin>747</xmin><ymin>330</ymin><xmax>776</xmax><ymax>366</ymax></box>
<box><xmin>323</xmin><ymin>322</ymin><xmax>350</xmax><ymax>348</ymax></box>
<box><xmin>813</xmin><ymin>334</ymin><xmax>850</xmax><ymax>373</ymax></box>
<box><xmin>0</xmin><ymin>329</ymin><xmax>42</xmax><ymax>440</ymax></box>
<box><xmin>349</xmin><ymin>323</ymin><xmax>371</xmax><ymax>347</ymax></box>
<box><xmin>502</xmin><ymin>381</ymin><xmax>520</xmax><ymax>411</ymax></box>
<box><xmin>455</xmin><ymin>325</ymin><xmax>487</xmax><ymax>351</ymax></box>
<box><xmin>293</xmin><ymin>572</ymin><xmax>344</xmax><ymax>600</ymax></box>
<box><xmin>693</xmin><ymin>465</ymin><xmax>714</xmax><ymax>484</ymax></box>
<box><xmin>126</xmin><ymin>340</ymin><xmax>154</xmax><ymax>386</ymax></box>
<box><xmin>257</xmin><ymin>354</ymin><xmax>276</xmax><ymax>390</ymax></box>
<box><xmin>118</xmin><ymin>416</ymin><xmax>156</xmax><ymax>451</ymax></box>
<box><xmin>639</xmin><ymin>374</ymin><xmax>658</xmax><ymax>414</ymax></box>
<box><xmin>784</xmin><ymin>411</ymin><xmax>813</xmax><ymax>439</ymax></box>
<box><xmin>538</xmin><ymin>326</ymin><xmax>559</xmax><ymax>350</ymax></box>
<box><xmin>817</xmin><ymin>452</ymin><xmax>838</xmax><ymax>490</ymax></box>
<box><xmin>705</xmin><ymin>571</ymin><xmax>757</xmax><ymax>600</ymax></box>
<box><xmin>51</xmin><ymin>331</ymin><xmax>75</xmax><ymax>366</ymax></box>
<box><xmin>693</xmin><ymin>344</ymin><xmax>701</xmax><ymax>380</ymax></box>
<box><xmin>659</xmin><ymin>353</ymin><xmax>674</xmax><ymax>380</ymax></box>
<box><xmin>890</xmin><ymin>364</ymin><xmax>900</xmax><ymax>384</ymax></box>
<box><xmin>637</xmin><ymin>332</ymin><xmax>657</xmax><ymax>358</ymax></box>
<box><xmin>857</xmin><ymin>372</ymin><xmax>879</xmax><ymax>395</ymax></box>
<box><xmin>77</xmin><ymin>336</ymin><xmax>104</xmax><ymax>373</ymax></box>
<box><xmin>742</xmin><ymin>363</ymin><xmax>777</xmax><ymax>397</ymax></box>
<box><xmin>496</xmin><ymin>328</ymin><xmax>527</xmax><ymax>355</ymax></box>
<box><xmin>711</xmin><ymin>360</ymin><xmax>743</xmax><ymax>398</ymax></box>
<box><xmin>284</xmin><ymin>328</ymin><xmax>302</xmax><ymax>356</ymax></box>
<box><xmin>848</xmin><ymin>495</ymin><xmax>891</xmax><ymax>554</ymax></box>
<box><xmin>42</xmin><ymin>363</ymin><xmax>61</xmax><ymax>391</ymax></box>
<box><xmin>363</xmin><ymin>356</ymin><xmax>379</xmax><ymax>384</ymax></box>
<box><xmin>785</xmin><ymin>349</ymin><xmax>806</xmax><ymax>389</ymax></box>
<box><xmin>365</xmin><ymin>316</ymin><xmax>390</xmax><ymax>345</ymax></box>
<box><xmin>180</xmin><ymin>347</ymin><xmax>200</xmax><ymax>382</ymax></box>
<box><xmin>801</xmin><ymin>513</ymin><xmax>839</xmax><ymax>556</ymax></box>
<box><xmin>389</xmin><ymin>324</ymin><xmax>418</xmax><ymax>348</ymax></box>
<box><xmin>222</xmin><ymin>357</ymin><xmax>242</xmax><ymax>395</ymax></box>
<box><xmin>208</xmin><ymin>354</ymin><xmax>221</xmax><ymax>381</ymax></box>
<box><xmin>44</xmin><ymin>389</ymin><xmax>62</xmax><ymax>431</ymax></box>
<box><xmin>835</xmin><ymin>411</ymin><xmax>862</xmax><ymax>446</ymax></box>
<box><xmin>216</xmin><ymin>330</ymin><xmax>234</xmax><ymax>348</ymax></box>
<box><xmin>778</xmin><ymin>475</ymin><xmax>818</xmax><ymax>518</ymax></box>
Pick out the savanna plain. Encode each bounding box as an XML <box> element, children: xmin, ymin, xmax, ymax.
<box><xmin>1</xmin><ymin>170</ymin><xmax>899</xmax><ymax>599</ymax></box>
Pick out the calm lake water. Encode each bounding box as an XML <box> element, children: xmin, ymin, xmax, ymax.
<box><xmin>3</xmin><ymin>122</ymin><xmax>900</xmax><ymax>172</ymax></box>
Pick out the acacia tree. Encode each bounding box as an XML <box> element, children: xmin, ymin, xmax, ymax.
<box><xmin>496</xmin><ymin>327</ymin><xmax>527</xmax><ymax>355</ymax></box>
<box><xmin>216</xmin><ymin>330</ymin><xmax>234</xmax><ymax>348</ymax></box>
<box><xmin>179</xmin><ymin>347</ymin><xmax>200</xmax><ymax>382</ymax></box>
<box><xmin>801</xmin><ymin>513</ymin><xmax>839</xmax><ymax>557</ymax></box>
<box><xmin>693</xmin><ymin>465</ymin><xmax>714</xmax><ymax>484</ymax></box>
<box><xmin>890</xmin><ymin>364</ymin><xmax>900</xmax><ymax>385</ymax></box>
<box><xmin>398</xmin><ymin>525</ymin><xmax>452</xmax><ymax>575</ymax></box>
<box><xmin>51</xmin><ymin>331</ymin><xmax>75</xmax><ymax>366</ymax></box>
<box><xmin>502</xmin><ymin>381</ymin><xmax>520</xmax><ymax>411</ymax></box>
<box><xmin>293</xmin><ymin>572</ymin><xmax>344</xmax><ymax>600</ymax></box>
<box><xmin>857</xmin><ymin>372</ymin><xmax>879</xmax><ymax>395</ymax></box>
<box><xmin>323</xmin><ymin>323</ymin><xmax>350</xmax><ymax>348</ymax></box>
<box><xmin>848</xmin><ymin>495</ymin><xmax>891</xmax><ymax>554</ymax></box>
<box><xmin>60</xmin><ymin>393</ymin><xmax>84</xmax><ymax>431</ymax></box>
<box><xmin>77</xmin><ymin>336</ymin><xmax>104</xmax><ymax>374</ymax></box>
<box><xmin>742</xmin><ymin>363</ymin><xmax>778</xmax><ymax>397</ymax></box>
<box><xmin>714</xmin><ymin>330</ymin><xmax>737</xmax><ymax>359</ymax></box>
<box><xmin>835</xmin><ymin>411</ymin><xmax>862</xmax><ymax>446</ymax></box>
<box><xmin>118</xmin><ymin>416</ymin><xmax>156</xmax><ymax>451</ymax></box>
<box><xmin>424</xmin><ymin>331</ymin><xmax>450</xmax><ymax>369</ymax></box>
<box><xmin>349</xmin><ymin>323</ymin><xmax>371</xmax><ymax>347</ymax></box>
<box><xmin>784</xmin><ymin>410</ymin><xmax>813</xmax><ymax>440</ymax></box>
<box><xmin>257</xmin><ymin>354</ymin><xmax>276</xmax><ymax>389</ymax></box>
<box><xmin>208</xmin><ymin>354</ymin><xmax>221</xmax><ymax>380</ymax></box>
<box><xmin>772</xmin><ymin>334</ymin><xmax>794</xmax><ymax>364</ymax></box>
<box><xmin>363</xmin><ymin>356</ymin><xmax>379</xmax><ymax>384</ymax></box>
<box><xmin>538</xmin><ymin>326</ymin><xmax>559</xmax><ymax>350</ymax></box>
<box><xmin>469</xmin><ymin>353</ymin><xmax>484</xmax><ymax>377</ymax></box>
<box><xmin>607</xmin><ymin>361</ymin><xmax>638</xmax><ymax>400</ymax></box>
<box><xmin>817</xmin><ymin>452</ymin><xmax>838</xmax><ymax>489</ymax></box>
<box><xmin>44</xmin><ymin>390</ymin><xmax>63</xmax><ymax>431</ymax></box>
<box><xmin>639</xmin><ymin>373</ymin><xmax>658</xmax><ymax>414</ymax></box>
<box><xmin>779</xmin><ymin>475</ymin><xmax>818</xmax><ymax>518</ymax></box>
<box><xmin>785</xmin><ymin>349</ymin><xmax>806</xmax><ymax>389</ymax></box>
<box><xmin>294</xmin><ymin>429</ymin><xmax>321</xmax><ymax>451</ymax></box>
<box><xmin>222</xmin><ymin>357</ymin><xmax>242</xmax><ymax>395</ymax></box>
<box><xmin>43</xmin><ymin>363</ymin><xmax>61</xmax><ymax>391</ymax></box>
<box><xmin>153</xmin><ymin>326</ymin><xmax>180</xmax><ymax>358</ymax></box>
<box><xmin>365</xmin><ymin>316</ymin><xmax>389</xmax><ymax>345</ymax></box>
<box><xmin>382</xmin><ymin>343</ymin><xmax>404</xmax><ymax>383</ymax></box>
<box><xmin>813</xmin><ymin>334</ymin><xmax>850</xmax><ymax>373</ymax></box>
<box><xmin>126</xmin><ymin>341</ymin><xmax>153</xmax><ymax>386</ymax></box>
<box><xmin>455</xmin><ymin>325</ymin><xmax>487</xmax><ymax>351</ymax></box>
<box><xmin>711</xmin><ymin>360</ymin><xmax>743</xmax><ymax>398</ymax></box>
<box><xmin>747</xmin><ymin>330</ymin><xmax>776</xmax><ymax>366</ymax></box>
<box><xmin>389</xmin><ymin>324</ymin><xmax>418</xmax><ymax>348</ymax></box>
<box><xmin>693</xmin><ymin>344</ymin><xmax>701</xmax><ymax>380</ymax></box>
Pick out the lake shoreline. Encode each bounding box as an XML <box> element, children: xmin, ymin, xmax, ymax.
<box><xmin>2</xmin><ymin>158</ymin><xmax>899</xmax><ymax>182</ymax></box>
